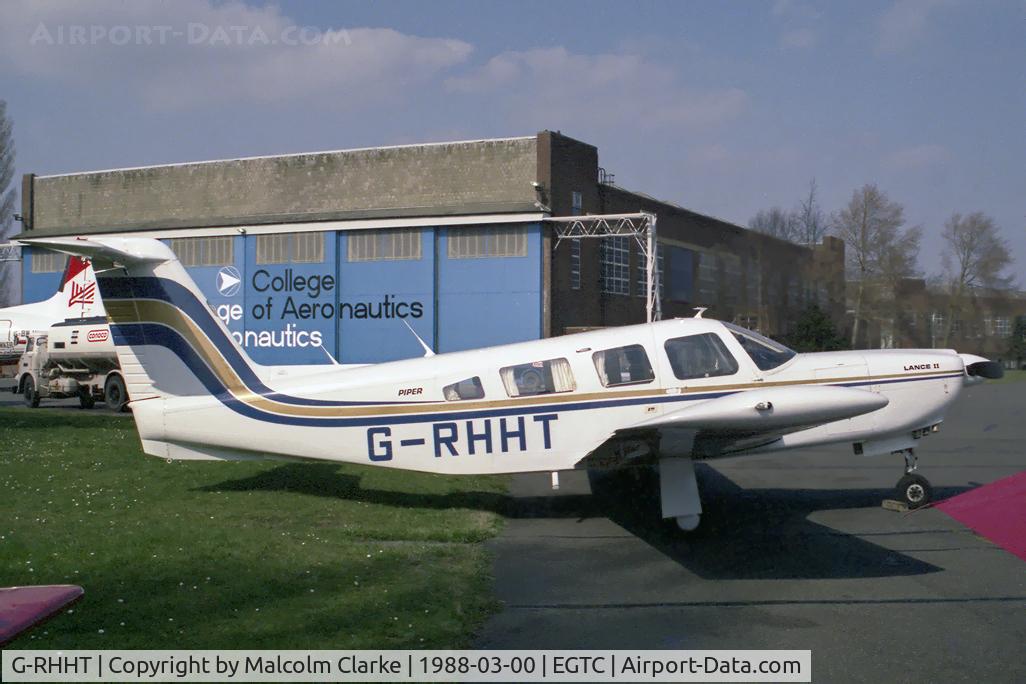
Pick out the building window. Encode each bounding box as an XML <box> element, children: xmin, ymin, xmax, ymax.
<box><xmin>635</xmin><ymin>244</ymin><xmax>664</xmax><ymax>299</ymax></box>
<box><xmin>349</xmin><ymin>228</ymin><xmax>421</xmax><ymax>262</ymax></box>
<box><xmin>733</xmin><ymin>313</ymin><xmax>760</xmax><ymax>332</ymax></box>
<box><xmin>995</xmin><ymin>317</ymin><xmax>1012</xmax><ymax>337</ymax></box>
<box><xmin>448</xmin><ymin>225</ymin><xmax>527</xmax><ymax>259</ymax></box>
<box><xmin>721</xmin><ymin>254</ymin><xmax>741</xmax><ymax>308</ymax></box>
<box><xmin>697</xmin><ymin>252</ymin><xmax>718</xmax><ymax>305</ymax></box>
<box><xmin>817</xmin><ymin>284</ymin><xmax>828</xmax><ymax>308</ymax></box>
<box><xmin>787</xmin><ymin>275</ymin><xmax>801</xmax><ymax>309</ymax></box>
<box><xmin>593</xmin><ymin>345</ymin><xmax>655</xmax><ymax>387</ymax></box>
<box><xmin>31</xmin><ymin>250</ymin><xmax>66</xmax><ymax>273</ymax></box>
<box><xmin>746</xmin><ymin>259</ymin><xmax>760</xmax><ymax>307</ymax></box>
<box><xmin>258</xmin><ymin>233</ymin><xmax>326</xmax><ymax>264</ymax></box>
<box><xmin>255</xmin><ymin>234</ymin><xmax>288</xmax><ymax>264</ymax></box>
<box><xmin>664</xmin><ymin>333</ymin><xmax>739</xmax><ymax>380</ymax></box>
<box><xmin>600</xmin><ymin>236</ymin><xmax>630</xmax><ymax>295</ymax></box>
<box><xmin>571</xmin><ymin>191</ymin><xmax>583</xmax><ymax>215</ymax></box>
<box><xmin>293</xmin><ymin>233</ymin><xmax>325</xmax><ymax>263</ymax></box>
<box><xmin>169</xmin><ymin>236</ymin><xmax>234</xmax><ymax>267</ymax></box>
<box><xmin>500</xmin><ymin>358</ymin><xmax>576</xmax><ymax>397</ymax></box>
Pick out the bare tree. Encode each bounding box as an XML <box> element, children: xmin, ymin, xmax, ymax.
<box><xmin>0</xmin><ymin>101</ymin><xmax>16</xmax><ymax>307</ymax></box>
<box><xmin>748</xmin><ymin>206</ymin><xmax>798</xmax><ymax>242</ymax></box>
<box><xmin>795</xmin><ymin>178</ymin><xmax>827</xmax><ymax>244</ymax></box>
<box><xmin>832</xmin><ymin>184</ymin><xmax>920</xmax><ymax>347</ymax></box>
<box><xmin>939</xmin><ymin>212</ymin><xmax>1014</xmax><ymax>346</ymax></box>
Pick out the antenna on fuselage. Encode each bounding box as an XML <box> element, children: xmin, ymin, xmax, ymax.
<box><xmin>402</xmin><ymin>318</ymin><xmax>435</xmax><ymax>357</ymax></box>
<box><xmin>693</xmin><ymin>307</ymin><xmax>707</xmax><ymax>318</ymax></box>
<box><xmin>319</xmin><ymin>345</ymin><xmax>341</xmax><ymax>365</ymax></box>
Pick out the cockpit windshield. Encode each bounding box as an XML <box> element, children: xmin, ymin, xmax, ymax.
<box><xmin>723</xmin><ymin>322</ymin><xmax>797</xmax><ymax>371</ymax></box>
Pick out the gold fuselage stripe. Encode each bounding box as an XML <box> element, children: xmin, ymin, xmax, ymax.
<box><xmin>107</xmin><ymin>298</ymin><xmax>960</xmax><ymax>420</ymax></box>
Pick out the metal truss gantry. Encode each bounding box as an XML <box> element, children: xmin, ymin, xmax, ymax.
<box><xmin>0</xmin><ymin>243</ymin><xmax>21</xmax><ymax>263</ymax></box>
<box><xmin>545</xmin><ymin>212</ymin><xmax>661</xmax><ymax>322</ymax></box>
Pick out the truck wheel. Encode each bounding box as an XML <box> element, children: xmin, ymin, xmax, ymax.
<box><xmin>79</xmin><ymin>389</ymin><xmax>95</xmax><ymax>410</ymax></box>
<box><xmin>104</xmin><ymin>375</ymin><xmax>128</xmax><ymax>412</ymax></box>
<box><xmin>23</xmin><ymin>377</ymin><xmax>40</xmax><ymax>408</ymax></box>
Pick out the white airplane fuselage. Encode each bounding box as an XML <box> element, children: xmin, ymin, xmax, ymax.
<box><xmin>23</xmin><ymin>235</ymin><xmax>997</xmax><ymax>526</ymax></box>
<box><xmin>125</xmin><ymin>318</ymin><xmax>967</xmax><ymax>475</ymax></box>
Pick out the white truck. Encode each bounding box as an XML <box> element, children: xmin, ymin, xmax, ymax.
<box><xmin>14</xmin><ymin>317</ymin><xmax>129</xmax><ymax>411</ymax></box>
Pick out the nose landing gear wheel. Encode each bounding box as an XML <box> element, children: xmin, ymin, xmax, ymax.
<box><xmin>896</xmin><ymin>473</ymin><xmax>932</xmax><ymax>509</ymax></box>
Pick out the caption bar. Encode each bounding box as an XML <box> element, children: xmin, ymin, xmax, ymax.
<box><xmin>2</xmin><ymin>649</ymin><xmax>810</xmax><ymax>682</ymax></box>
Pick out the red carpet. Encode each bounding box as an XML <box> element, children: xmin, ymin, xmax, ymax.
<box><xmin>935</xmin><ymin>471</ymin><xmax>1026</xmax><ymax>561</ymax></box>
<box><xmin>0</xmin><ymin>585</ymin><xmax>83</xmax><ymax>645</ymax></box>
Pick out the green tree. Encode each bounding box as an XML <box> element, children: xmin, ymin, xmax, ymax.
<box><xmin>832</xmin><ymin>184</ymin><xmax>921</xmax><ymax>347</ymax></box>
<box><xmin>939</xmin><ymin>212</ymin><xmax>1015</xmax><ymax>347</ymax></box>
<box><xmin>0</xmin><ymin>100</ymin><xmax>15</xmax><ymax>307</ymax></box>
<box><xmin>786</xmin><ymin>304</ymin><xmax>848</xmax><ymax>352</ymax></box>
<box><xmin>1008</xmin><ymin>317</ymin><xmax>1026</xmax><ymax>370</ymax></box>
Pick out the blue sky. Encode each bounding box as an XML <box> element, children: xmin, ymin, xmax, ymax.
<box><xmin>1</xmin><ymin>0</ymin><xmax>1022</xmax><ymax>277</ymax></box>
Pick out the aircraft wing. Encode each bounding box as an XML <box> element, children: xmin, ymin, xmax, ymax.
<box><xmin>578</xmin><ymin>385</ymin><xmax>889</xmax><ymax>466</ymax></box>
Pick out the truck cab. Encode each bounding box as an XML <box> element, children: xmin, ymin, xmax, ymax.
<box><xmin>15</xmin><ymin>320</ymin><xmax>128</xmax><ymax>411</ymax></box>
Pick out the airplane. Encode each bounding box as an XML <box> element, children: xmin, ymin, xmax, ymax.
<box><xmin>0</xmin><ymin>256</ymin><xmax>103</xmax><ymax>363</ymax></box>
<box><xmin>22</xmin><ymin>236</ymin><xmax>1003</xmax><ymax>530</ymax></box>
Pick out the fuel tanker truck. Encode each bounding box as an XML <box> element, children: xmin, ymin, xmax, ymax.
<box><xmin>14</xmin><ymin>316</ymin><xmax>128</xmax><ymax>411</ymax></box>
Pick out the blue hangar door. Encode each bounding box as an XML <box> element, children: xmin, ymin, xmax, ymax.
<box><xmin>337</xmin><ymin>223</ymin><xmax>544</xmax><ymax>364</ymax></box>
<box><xmin>159</xmin><ymin>223</ymin><xmax>544</xmax><ymax>366</ymax></box>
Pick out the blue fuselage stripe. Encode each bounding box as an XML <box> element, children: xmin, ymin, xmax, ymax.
<box><xmin>110</xmin><ymin>321</ymin><xmax>963</xmax><ymax>429</ymax></box>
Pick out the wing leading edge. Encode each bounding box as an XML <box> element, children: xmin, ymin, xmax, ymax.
<box><xmin>578</xmin><ymin>385</ymin><xmax>889</xmax><ymax>466</ymax></box>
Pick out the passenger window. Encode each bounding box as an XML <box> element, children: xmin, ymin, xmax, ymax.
<box><xmin>664</xmin><ymin>333</ymin><xmax>739</xmax><ymax>380</ymax></box>
<box><xmin>443</xmin><ymin>377</ymin><xmax>485</xmax><ymax>401</ymax></box>
<box><xmin>593</xmin><ymin>344</ymin><xmax>655</xmax><ymax>387</ymax></box>
<box><xmin>500</xmin><ymin>358</ymin><xmax>576</xmax><ymax>397</ymax></box>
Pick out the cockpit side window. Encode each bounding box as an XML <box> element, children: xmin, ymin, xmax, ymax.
<box><xmin>443</xmin><ymin>377</ymin><xmax>485</xmax><ymax>401</ymax></box>
<box><xmin>724</xmin><ymin>322</ymin><xmax>797</xmax><ymax>371</ymax></box>
<box><xmin>593</xmin><ymin>344</ymin><xmax>656</xmax><ymax>387</ymax></box>
<box><xmin>500</xmin><ymin>358</ymin><xmax>576</xmax><ymax>397</ymax></box>
<box><xmin>664</xmin><ymin>333</ymin><xmax>739</xmax><ymax>380</ymax></box>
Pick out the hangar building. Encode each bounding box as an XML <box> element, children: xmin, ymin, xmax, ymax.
<box><xmin>16</xmin><ymin>131</ymin><xmax>845</xmax><ymax>365</ymax></box>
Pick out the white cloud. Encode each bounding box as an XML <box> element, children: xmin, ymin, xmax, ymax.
<box><xmin>883</xmin><ymin>144</ymin><xmax>950</xmax><ymax>170</ymax></box>
<box><xmin>445</xmin><ymin>47</ymin><xmax>748</xmax><ymax>131</ymax></box>
<box><xmin>780</xmin><ymin>28</ymin><xmax>818</xmax><ymax>49</ymax></box>
<box><xmin>770</xmin><ymin>1</ymin><xmax>820</xmax><ymax>50</ymax></box>
<box><xmin>876</xmin><ymin>0</ymin><xmax>955</xmax><ymax>55</ymax></box>
<box><xmin>0</xmin><ymin>0</ymin><xmax>472</xmax><ymax>109</ymax></box>
<box><xmin>772</xmin><ymin>0</ymin><xmax>821</xmax><ymax>22</ymax></box>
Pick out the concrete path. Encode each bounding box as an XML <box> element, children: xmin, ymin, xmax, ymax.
<box><xmin>476</xmin><ymin>383</ymin><xmax>1026</xmax><ymax>682</ymax></box>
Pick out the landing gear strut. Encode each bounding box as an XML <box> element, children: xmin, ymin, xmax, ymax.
<box><xmin>895</xmin><ymin>448</ymin><xmax>932</xmax><ymax>509</ymax></box>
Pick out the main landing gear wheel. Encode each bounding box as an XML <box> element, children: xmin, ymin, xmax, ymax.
<box><xmin>896</xmin><ymin>473</ymin><xmax>932</xmax><ymax>509</ymax></box>
<box><xmin>894</xmin><ymin>450</ymin><xmax>931</xmax><ymax>508</ymax></box>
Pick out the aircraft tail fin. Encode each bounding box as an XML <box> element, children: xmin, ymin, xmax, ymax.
<box><xmin>56</xmin><ymin>256</ymin><xmax>104</xmax><ymax>318</ymax></box>
<box><xmin>25</xmin><ymin>237</ymin><xmax>259</xmax><ymax>409</ymax></box>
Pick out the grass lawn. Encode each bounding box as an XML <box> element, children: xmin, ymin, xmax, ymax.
<box><xmin>0</xmin><ymin>408</ymin><xmax>509</xmax><ymax>648</ymax></box>
<box><xmin>992</xmin><ymin>369</ymin><xmax>1026</xmax><ymax>384</ymax></box>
